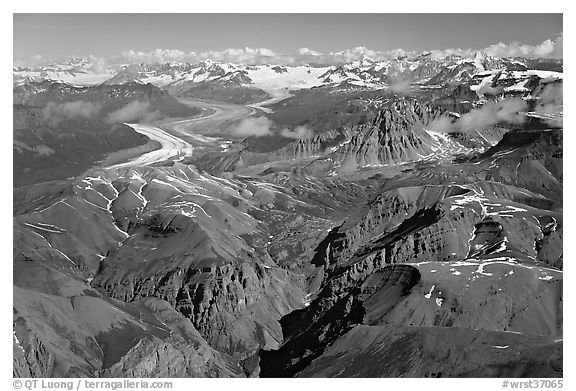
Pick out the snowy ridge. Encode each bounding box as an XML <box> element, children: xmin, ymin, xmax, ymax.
<box><xmin>14</xmin><ymin>54</ymin><xmax>563</xmax><ymax>93</ymax></box>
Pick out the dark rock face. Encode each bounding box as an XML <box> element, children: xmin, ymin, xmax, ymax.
<box><xmin>296</xmin><ymin>325</ymin><xmax>562</xmax><ymax>378</ymax></box>
<box><xmin>330</xmin><ymin>99</ymin><xmax>441</xmax><ymax>170</ymax></box>
<box><xmin>433</xmin><ymin>85</ymin><xmax>477</xmax><ymax>113</ymax></box>
<box><xmin>98</xmin><ymin>298</ymin><xmax>243</xmax><ymax>377</ymax></box>
<box><xmin>258</xmin><ymin>127</ymin><xmax>563</xmax><ymax>377</ymax></box>
<box><xmin>13</xmin><ymin>112</ymin><xmax>148</xmax><ymax>187</ymax></box>
<box><xmin>94</xmin><ymin>258</ymin><xmax>304</xmax><ymax>357</ymax></box>
<box><xmin>84</xmin><ymin>166</ymin><xmax>310</xmax><ymax>359</ymax></box>
<box><xmin>260</xmin><ymin>264</ymin><xmax>421</xmax><ymax>377</ymax></box>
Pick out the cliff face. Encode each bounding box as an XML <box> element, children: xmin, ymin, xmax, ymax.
<box><xmin>330</xmin><ymin>98</ymin><xmax>443</xmax><ymax>171</ymax></box>
<box><xmin>94</xmin><ymin>257</ymin><xmax>305</xmax><ymax>357</ymax></box>
<box><xmin>13</xmin><ymin>281</ymin><xmax>242</xmax><ymax>378</ymax></box>
<box><xmin>15</xmin><ymin>161</ymin><xmax>357</xmax><ymax>376</ymax></box>
<box><xmin>195</xmin><ymin>97</ymin><xmax>498</xmax><ymax>177</ymax></box>
<box><xmin>98</xmin><ymin>297</ymin><xmax>243</xmax><ymax>378</ymax></box>
<box><xmin>83</xmin><ymin>165</ymin><xmax>311</xmax><ymax>358</ymax></box>
<box><xmin>259</xmin><ymin>128</ymin><xmax>563</xmax><ymax>377</ymax></box>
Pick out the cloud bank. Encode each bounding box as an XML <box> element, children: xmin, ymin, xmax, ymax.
<box><xmin>232</xmin><ymin>117</ymin><xmax>314</xmax><ymax>139</ymax></box>
<box><xmin>105</xmin><ymin>101</ymin><xmax>161</xmax><ymax>123</ymax></box>
<box><xmin>232</xmin><ymin>117</ymin><xmax>274</xmax><ymax>137</ymax></box>
<box><xmin>536</xmin><ymin>83</ymin><xmax>563</xmax><ymax>108</ymax></box>
<box><xmin>426</xmin><ymin>116</ymin><xmax>454</xmax><ymax>133</ymax></box>
<box><xmin>456</xmin><ymin>98</ymin><xmax>528</xmax><ymax>130</ymax></box>
<box><xmin>387</xmin><ymin>80</ymin><xmax>412</xmax><ymax>94</ymax></box>
<box><xmin>88</xmin><ymin>56</ymin><xmax>109</xmax><ymax>74</ymax></box>
<box><xmin>42</xmin><ymin>100</ymin><xmax>102</xmax><ymax>125</ymax></box>
<box><xmin>17</xmin><ymin>35</ymin><xmax>562</xmax><ymax>69</ymax></box>
<box><xmin>427</xmin><ymin>98</ymin><xmax>530</xmax><ymax>132</ymax></box>
<box><xmin>16</xmin><ymin>35</ymin><xmax>562</xmax><ymax>68</ymax></box>
<box><xmin>533</xmin><ymin>82</ymin><xmax>563</xmax><ymax>127</ymax></box>
<box><xmin>108</xmin><ymin>36</ymin><xmax>561</xmax><ymax>66</ymax></box>
<box><xmin>280</xmin><ymin>125</ymin><xmax>314</xmax><ymax>139</ymax></box>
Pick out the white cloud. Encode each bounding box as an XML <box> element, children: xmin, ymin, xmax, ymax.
<box><xmin>231</xmin><ymin>117</ymin><xmax>314</xmax><ymax>139</ymax></box>
<box><xmin>387</xmin><ymin>80</ymin><xmax>412</xmax><ymax>94</ymax></box>
<box><xmin>455</xmin><ymin>98</ymin><xmax>528</xmax><ymax>131</ymax></box>
<box><xmin>199</xmin><ymin>47</ymin><xmax>278</xmax><ymax>64</ymax></box>
<box><xmin>425</xmin><ymin>98</ymin><xmax>530</xmax><ymax>133</ymax></box>
<box><xmin>16</xmin><ymin>36</ymin><xmax>563</xmax><ymax>68</ymax></box>
<box><xmin>482</xmin><ymin>36</ymin><xmax>562</xmax><ymax>58</ymax></box>
<box><xmin>280</xmin><ymin>125</ymin><xmax>314</xmax><ymax>139</ymax></box>
<box><xmin>88</xmin><ymin>56</ymin><xmax>109</xmax><ymax>73</ymax></box>
<box><xmin>426</xmin><ymin>116</ymin><xmax>454</xmax><ymax>133</ymax></box>
<box><xmin>429</xmin><ymin>35</ymin><xmax>563</xmax><ymax>60</ymax></box>
<box><xmin>120</xmin><ymin>49</ymin><xmax>198</xmax><ymax>64</ymax></box>
<box><xmin>297</xmin><ymin>48</ymin><xmax>321</xmax><ymax>56</ymax></box>
<box><xmin>429</xmin><ymin>48</ymin><xmax>475</xmax><ymax>59</ymax></box>
<box><xmin>108</xmin><ymin>45</ymin><xmax>417</xmax><ymax>66</ymax></box>
<box><xmin>105</xmin><ymin>101</ymin><xmax>161</xmax><ymax>123</ymax></box>
<box><xmin>232</xmin><ymin>116</ymin><xmax>274</xmax><ymax>137</ymax></box>
<box><xmin>42</xmin><ymin>100</ymin><xmax>102</xmax><ymax>125</ymax></box>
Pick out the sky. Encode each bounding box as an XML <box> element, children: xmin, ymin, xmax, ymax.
<box><xmin>13</xmin><ymin>14</ymin><xmax>563</xmax><ymax>64</ymax></box>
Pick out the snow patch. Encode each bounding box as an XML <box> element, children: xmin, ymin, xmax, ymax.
<box><xmin>424</xmin><ymin>285</ymin><xmax>435</xmax><ymax>299</ymax></box>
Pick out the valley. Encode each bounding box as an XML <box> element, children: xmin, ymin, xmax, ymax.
<box><xmin>13</xmin><ymin>48</ymin><xmax>563</xmax><ymax>378</ymax></box>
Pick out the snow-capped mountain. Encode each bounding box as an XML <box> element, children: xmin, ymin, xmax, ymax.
<box><xmin>13</xmin><ymin>57</ymin><xmax>117</xmax><ymax>87</ymax></box>
<box><xmin>14</xmin><ymin>53</ymin><xmax>563</xmax><ymax>97</ymax></box>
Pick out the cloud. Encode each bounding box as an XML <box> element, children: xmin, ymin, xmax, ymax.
<box><xmin>231</xmin><ymin>117</ymin><xmax>314</xmax><ymax>139</ymax></box>
<box><xmin>428</xmin><ymin>36</ymin><xmax>563</xmax><ymax>61</ymax></box>
<box><xmin>387</xmin><ymin>80</ymin><xmax>412</xmax><ymax>94</ymax></box>
<box><xmin>16</xmin><ymin>35</ymin><xmax>563</xmax><ymax>69</ymax></box>
<box><xmin>326</xmin><ymin>47</ymin><xmax>417</xmax><ymax>64</ymax></box>
<box><xmin>88</xmin><ymin>56</ymin><xmax>109</xmax><ymax>74</ymax></box>
<box><xmin>200</xmin><ymin>47</ymin><xmax>278</xmax><ymax>65</ymax></box>
<box><xmin>536</xmin><ymin>83</ymin><xmax>562</xmax><ymax>106</ymax></box>
<box><xmin>280</xmin><ymin>125</ymin><xmax>314</xmax><ymax>139</ymax></box>
<box><xmin>105</xmin><ymin>101</ymin><xmax>161</xmax><ymax>123</ymax></box>
<box><xmin>297</xmin><ymin>48</ymin><xmax>321</xmax><ymax>56</ymax></box>
<box><xmin>553</xmin><ymin>35</ymin><xmax>563</xmax><ymax>58</ymax></box>
<box><xmin>111</xmin><ymin>37</ymin><xmax>561</xmax><ymax>66</ymax></box>
<box><xmin>429</xmin><ymin>48</ymin><xmax>475</xmax><ymax>60</ymax></box>
<box><xmin>106</xmin><ymin>45</ymin><xmax>441</xmax><ymax>67</ymax></box>
<box><xmin>329</xmin><ymin>47</ymin><xmax>379</xmax><ymax>63</ymax></box>
<box><xmin>116</xmin><ymin>47</ymin><xmax>283</xmax><ymax>65</ymax></box>
<box><xmin>232</xmin><ymin>116</ymin><xmax>274</xmax><ymax>137</ymax></box>
<box><xmin>533</xmin><ymin>82</ymin><xmax>563</xmax><ymax>127</ymax></box>
<box><xmin>483</xmin><ymin>36</ymin><xmax>562</xmax><ymax>59</ymax></box>
<box><xmin>120</xmin><ymin>49</ymin><xmax>198</xmax><ymax>64</ymax></box>
<box><xmin>426</xmin><ymin>99</ymin><xmax>530</xmax><ymax>133</ymax></box>
<box><xmin>477</xmin><ymin>84</ymin><xmax>504</xmax><ymax>96</ymax></box>
<box><xmin>455</xmin><ymin>98</ymin><xmax>528</xmax><ymax>131</ymax></box>
<box><xmin>42</xmin><ymin>100</ymin><xmax>102</xmax><ymax>125</ymax></box>
<box><xmin>426</xmin><ymin>116</ymin><xmax>454</xmax><ymax>133</ymax></box>
<box><xmin>33</xmin><ymin>145</ymin><xmax>55</xmax><ymax>156</ymax></box>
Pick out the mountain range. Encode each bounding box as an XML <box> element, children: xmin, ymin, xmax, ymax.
<box><xmin>13</xmin><ymin>50</ymin><xmax>563</xmax><ymax>378</ymax></box>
